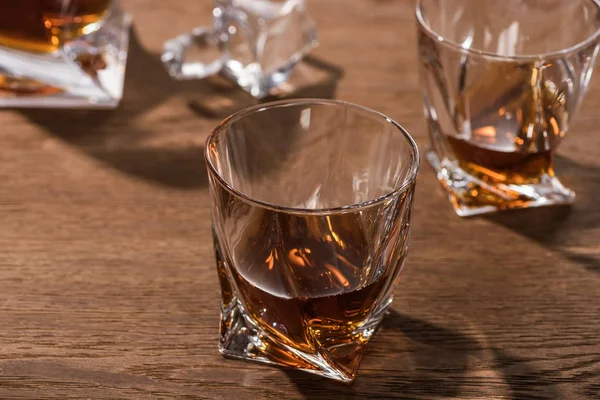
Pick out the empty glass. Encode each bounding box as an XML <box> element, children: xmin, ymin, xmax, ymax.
<box><xmin>0</xmin><ymin>0</ymin><xmax>130</xmax><ymax>108</ymax></box>
<box><xmin>206</xmin><ymin>99</ymin><xmax>419</xmax><ymax>382</ymax></box>
<box><xmin>417</xmin><ymin>0</ymin><xmax>600</xmax><ymax>216</ymax></box>
<box><xmin>162</xmin><ymin>0</ymin><xmax>318</xmax><ymax>98</ymax></box>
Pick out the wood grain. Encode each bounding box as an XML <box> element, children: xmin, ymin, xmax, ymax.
<box><xmin>1</xmin><ymin>0</ymin><xmax>599</xmax><ymax>398</ymax></box>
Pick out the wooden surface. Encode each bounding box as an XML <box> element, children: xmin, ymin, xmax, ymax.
<box><xmin>1</xmin><ymin>0</ymin><xmax>600</xmax><ymax>398</ymax></box>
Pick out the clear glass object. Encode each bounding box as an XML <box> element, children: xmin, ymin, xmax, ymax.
<box><xmin>162</xmin><ymin>0</ymin><xmax>318</xmax><ymax>98</ymax></box>
<box><xmin>205</xmin><ymin>99</ymin><xmax>419</xmax><ymax>383</ymax></box>
<box><xmin>417</xmin><ymin>0</ymin><xmax>600</xmax><ymax>216</ymax></box>
<box><xmin>0</xmin><ymin>0</ymin><xmax>130</xmax><ymax>109</ymax></box>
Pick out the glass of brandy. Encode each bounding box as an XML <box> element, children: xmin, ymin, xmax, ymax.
<box><xmin>205</xmin><ymin>99</ymin><xmax>419</xmax><ymax>383</ymax></box>
<box><xmin>0</xmin><ymin>0</ymin><xmax>131</xmax><ymax>108</ymax></box>
<box><xmin>417</xmin><ymin>0</ymin><xmax>600</xmax><ymax>216</ymax></box>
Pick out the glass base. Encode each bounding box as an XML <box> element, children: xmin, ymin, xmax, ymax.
<box><xmin>0</xmin><ymin>8</ymin><xmax>131</xmax><ymax>109</ymax></box>
<box><xmin>426</xmin><ymin>149</ymin><xmax>576</xmax><ymax>217</ymax></box>
<box><xmin>219</xmin><ymin>296</ymin><xmax>385</xmax><ymax>383</ymax></box>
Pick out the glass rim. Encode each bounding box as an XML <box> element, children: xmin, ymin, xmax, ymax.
<box><xmin>415</xmin><ymin>0</ymin><xmax>600</xmax><ymax>62</ymax></box>
<box><xmin>205</xmin><ymin>99</ymin><xmax>420</xmax><ymax>215</ymax></box>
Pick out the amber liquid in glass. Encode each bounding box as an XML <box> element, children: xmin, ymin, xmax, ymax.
<box><xmin>0</xmin><ymin>0</ymin><xmax>112</xmax><ymax>53</ymax></box>
<box><xmin>215</xmin><ymin>185</ymin><xmax>411</xmax><ymax>376</ymax></box>
<box><xmin>432</xmin><ymin>59</ymin><xmax>569</xmax><ymax>207</ymax></box>
<box><xmin>447</xmin><ymin>137</ymin><xmax>554</xmax><ymax>185</ymax></box>
<box><xmin>0</xmin><ymin>0</ymin><xmax>112</xmax><ymax>93</ymax></box>
<box><xmin>222</xmin><ymin>265</ymin><xmax>394</xmax><ymax>375</ymax></box>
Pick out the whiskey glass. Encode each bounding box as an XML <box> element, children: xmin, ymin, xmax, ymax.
<box><xmin>206</xmin><ymin>99</ymin><xmax>419</xmax><ymax>383</ymax></box>
<box><xmin>0</xmin><ymin>0</ymin><xmax>130</xmax><ymax>108</ymax></box>
<box><xmin>162</xmin><ymin>0</ymin><xmax>318</xmax><ymax>98</ymax></box>
<box><xmin>417</xmin><ymin>0</ymin><xmax>600</xmax><ymax>216</ymax></box>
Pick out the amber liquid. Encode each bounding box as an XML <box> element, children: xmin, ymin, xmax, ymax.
<box><xmin>444</xmin><ymin>62</ymin><xmax>565</xmax><ymax>187</ymax></box>
<box><xmin>215</xmin><ymin>182</ymin><xmax>412</xmax><ymax>375</ymax></box>
<box><xmin>228</xmin><ymin>266</ymin><xmax>393</xmax><ymax>375</ymax></box>
<box><xmin>0</xmin><ymin>0</ymin><xmax>112</xmax><ymax>53</ymax></box>
<box><xmin>447</xmin><ymin>136</ymin><xmax>554</xmax><ymax>185</ymax></box>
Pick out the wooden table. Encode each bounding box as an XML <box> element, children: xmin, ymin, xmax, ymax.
<box><xmin>1</xmin><ymin>0</ymin><xmax>599</xmax><ymax>398</ymax></box>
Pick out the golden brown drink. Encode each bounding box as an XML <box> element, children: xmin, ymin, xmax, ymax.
<box><xmin>214</xmin><ymin>181</ymin><xmax>412</xmax><ymax>379</ymax></box>
<box><xmin>0</xmin><ymin>0</ymin><xmax>112</xmax><ymax>53</ymax></box>
<box><xmin>447</xmin><ymin>137</ymin><xmax>554</xmax><ymax>186</ymax></box>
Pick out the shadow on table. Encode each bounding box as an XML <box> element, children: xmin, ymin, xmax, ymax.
<box><xmin>286</xmin><ymin>310</ymin><xmax>561</xmax><ymax>399</ymax></box>
<box><xmin>19</xmin><ymin>27</ymin><xmax>211</xmax><ymax>189</ymax></box>
<box><xmin>486</xmin><ymin>156</ymin><xmax>600</xmax><ymax>274</ymax></box>
<box><xmin>19</xmin><ymin>26</ymin><xmax>343</xmax><ymax>190</ymax></box>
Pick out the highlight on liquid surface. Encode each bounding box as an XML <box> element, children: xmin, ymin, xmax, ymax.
<box><xmin>0</xmin><ymin>0</ymin><xmax>112</xmax><ymax>52</ymax></box>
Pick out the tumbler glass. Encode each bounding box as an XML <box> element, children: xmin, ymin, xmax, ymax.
<box><xmin>417</xmin><ymin>0</ymin><xmax>600</xmax><ymax>216</ymax></box>
<box><xmin>206</xmin><ymin>99</ymin><xmax>419</xmax><ymax>382</ymax></box>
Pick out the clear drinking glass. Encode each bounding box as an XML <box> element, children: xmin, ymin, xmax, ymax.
<box><xmin>0</xmin><ymin>0</ymin><xmax>130</xmax><ymax>108</ymax></box>
<box><xmin>206</xmin><ymin>99</ymin><xmax>419</xmax><ymax>383</ymax></box>
<box><xmin>162</xmin><ymin>0</ymin><xmax>318</xmax><ymax>98</ymax></box>
<box><xmin>417</xmin><ymin>0</ymin><xmax>600</xmax><ymax>216</ymax></box>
